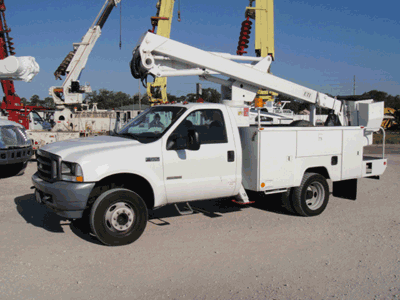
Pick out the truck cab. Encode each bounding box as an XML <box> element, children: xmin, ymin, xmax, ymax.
<box><xmin>32</xmin><ymin>103</ymin><xmax>243</xmax><ymax>245</ymax></box>
<box><xmin>28</xmin><ymin>111</ymin><xmax>52</xmax><ymax>131</ymax></box>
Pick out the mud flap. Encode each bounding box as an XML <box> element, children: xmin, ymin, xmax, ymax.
<box><xmin>232</xmin><ymin>185</ymin><xmax>254</xmax><ymax>205</ymax></box>
<box><xmin>332</xmin><ymin>179</ymin><xmax>357</xmax><ymax>200</ymax></box>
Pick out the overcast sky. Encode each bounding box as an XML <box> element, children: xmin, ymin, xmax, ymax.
<box><xmin>5</xmin><ymin>0</ymin><xmax>399</xmax><ymax>101</ymax></box>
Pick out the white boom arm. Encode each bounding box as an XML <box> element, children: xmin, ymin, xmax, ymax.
<box><xmin>49</xmin><ymin>0</ymin><xmax>121</xmax><ymax>108</ymax></box>
<box><xmin>132</xmin><ymin>32</ymin><xmax>385</xmax><ymax>128</ymax></box>
<box><xmin>0</xmin><ymin>56</ymin><xmax>39</xmax><ymax>82</ymax></box>
<box><xmin>135</xmin><ymin>33</ymin><xmax>342</xmax><ymax>110</ymax></box>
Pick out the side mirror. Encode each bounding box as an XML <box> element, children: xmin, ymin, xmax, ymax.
<box><xmin>187</xmin><ymin>129</ymin><xmax>200</xmax><ymax>151</ymax></box>
<box><xmin>166</xmin><ymin>133</ymin><xmax>187</xmax><ymax>151</ymax></box>
<box><xmin>167</xmin><ymin>129</ymin><xmax>200</xmax><ymax>151</ymax></box>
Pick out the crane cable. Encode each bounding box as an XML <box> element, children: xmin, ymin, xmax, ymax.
<box><xmin>177</xmin><ymin>0</ymin><xmax>181</xmax><ymax>22</ymax></box>
<box><xmin>119</xmin><ymin>1</ymin><xmax>122</xmax><ymax>49</ymax></box>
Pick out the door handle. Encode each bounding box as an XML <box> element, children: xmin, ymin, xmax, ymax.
<box><xmin>228</xmin><ymin>150</ymin><xmax>235</xmax><ymax>162</ymax></box>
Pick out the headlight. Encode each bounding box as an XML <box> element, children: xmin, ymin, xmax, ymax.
<box><xmin>61</xmin><ymin>161</ymin><xmax>84</xmax><ymax>182</ymax></box>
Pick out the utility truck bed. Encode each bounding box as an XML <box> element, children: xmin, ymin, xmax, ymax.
<box><xmin>240</xmin><ymin>126</ymin><xmax>387</xmax><ymax>192</ymax></box>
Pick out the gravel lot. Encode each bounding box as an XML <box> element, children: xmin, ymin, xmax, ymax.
<box><xmin>0</xmin><ymin>145</ymin><xmax>399</xmax><ymax>299</ymax></box>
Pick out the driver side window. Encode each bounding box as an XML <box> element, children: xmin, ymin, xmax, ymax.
<box><xmin>170</xmin><ymin>109</ymin><xmax>227</xmax><ymax>146</ymax></box>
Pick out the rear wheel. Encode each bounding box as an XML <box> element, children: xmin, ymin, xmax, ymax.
<box><xmin>292</xmin><ymin>173</ymin><xmax>329</xmax><ymax>216</ymax></box>
<box><xmin>281</xmin><ymin>188</ymin><xmax>296</xmax><ymax>214</ymax></box>
<box><xmin>90</xmin><ymin>188</ymin><xmax>148</xmax><ymax>246</ymax></box>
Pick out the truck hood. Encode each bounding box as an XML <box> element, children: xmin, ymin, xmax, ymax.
<box><xmin>0</xmin><ymin>118</ymin><xmax>25</xmax><ymax>128</ymax></box>
<box><xmin>40</xmin><ymin>136</ymin><xmax>140</xmax><ymax>161</ymax></box>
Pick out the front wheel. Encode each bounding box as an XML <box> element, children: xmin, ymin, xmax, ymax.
<box><xmin>292</xmin><ymin>173</ymin><xmax>329</xmax><ymax>216</ymax></box>
<box><xmin>89</xmin><ymin>188</ymin><xmax>148</xmax><ymax>246</ymax></box>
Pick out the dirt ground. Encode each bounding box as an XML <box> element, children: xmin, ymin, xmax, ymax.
<box><xmin>0</xmin><ymin>145</ymin><xmax>399</xmax><ymax>300</ymax></box>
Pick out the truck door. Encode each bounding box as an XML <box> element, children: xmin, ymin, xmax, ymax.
<box><xmin>163</xmin><ymin>109</ymin><xmax>237</xmax><ymax>203</ymax></box>
<box><xmin>29</xmin><ymin>111</ymin><xmax>44</xmax><ymax>130</ymax></box>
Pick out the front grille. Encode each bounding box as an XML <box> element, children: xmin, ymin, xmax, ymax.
<box><xmin>36</xmin><ymin>150</ymin><xmax>60</xmax><ymax>182</ymax></box>
<box><xmin>0</xmin><ymin>146</ymin><xmax>32</xmax><ymax>162</ymax></box>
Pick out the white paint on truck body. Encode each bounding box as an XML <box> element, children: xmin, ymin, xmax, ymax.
<box><xmin>36</xmin><ymin>103</ymin><xmax>387</xmax><ymax>209</ymax></box>
<box><xmin>239</xmin><ymin>125</ymin><xmax>385</xmax><ymax>192</ymax></box>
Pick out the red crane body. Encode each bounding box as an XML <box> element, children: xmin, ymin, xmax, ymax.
<box><xmin>0</xmin><ymin>0</ymin><xmax>47</xmax><ymax>129</ymax></box>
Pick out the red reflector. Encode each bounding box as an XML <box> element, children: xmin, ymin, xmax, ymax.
<box><xmin>384</xmin><ymin>162</ymin><xmax>387</xmax><ymax>165</ymax></box>
<box><xmin>35</xmin><ymin>141</ymin><xmax>38</xmax><ymax>144</ymax></box>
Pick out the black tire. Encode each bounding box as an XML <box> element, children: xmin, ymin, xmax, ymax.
<box><xmin>292</xmin><ymin>173</ymin><xmax>329</xmax><ymax>216</ymax></box>
<box><xmin>89</xmin><ymin>188</ymin><xmax>148</xmax><ymax>246</ymax></box>
<box><xmin>15</xmin><ymin>161</ymin><xmax>28</xmax><ymax>176</ymax></box>
<box><xmin>281</xmin><ymin>188</ymin><xmax>296</xmax><ymax>214</ymax></box>
<box><xmin>289</xmin><ymin>120</ymin><xmax>314</xmax><ymax>127</ymax></box>
<box><xmin>2</xmin><ymin>162</ymin><xmax>27</xmax><ymax>177</ymax></box>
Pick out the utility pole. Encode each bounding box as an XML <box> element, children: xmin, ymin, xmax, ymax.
<box><xmin>353</xmin><ymin>75</ymin><xmax>356</xmax><ymax>95</ymax></box>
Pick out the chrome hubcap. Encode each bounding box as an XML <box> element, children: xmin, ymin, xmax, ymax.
<box><xmin>305</xmin><ymin>182</ymin><xmax>325</xmax><ymax>210</ymax></box>
<box><xmin>105</xmin><ymin>202</ymin><xmax>135</xmax><ymax>231</ymax></box>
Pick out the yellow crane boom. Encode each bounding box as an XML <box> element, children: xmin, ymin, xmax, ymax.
<box><xmin>147</xmin><ymin>0</ymin><xmax>175</xmax><ymax>104</ymax></box>
<box><xmin>147</xmin><ymin>1</ymin><xmax>274</xmax><ymax>104</ymax></box>
<box><xmin>246</xmin><ymin>0</ymin><xmax>274</xmax><ymax>59</ymax></box>
<box><xmin>241</xmin><ymin>0</ymin><xmax>276</xmax><ymax>102</ymax></box>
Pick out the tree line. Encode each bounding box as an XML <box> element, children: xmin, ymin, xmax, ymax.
<box><xmin>21</xmin><ymin>87</ymin><xmax>222</xmax><ymax>110</ymax></box>
<box><xmin>23</xmin><ymin>89</ymin><xmax>400</xmax><ymax>113</ymax></box>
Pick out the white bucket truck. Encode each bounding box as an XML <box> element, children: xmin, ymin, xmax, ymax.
<box><xmin>32</xmin><ymin>33</ymin><xmax>387</xmax><ymax>246</ymax></box>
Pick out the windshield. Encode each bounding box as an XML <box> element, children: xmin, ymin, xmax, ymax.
<box><xmin>117</xmin><ymin>106</ymin><xmax>187</xmax><ymax>143</ymax></box>
<box><xmin>31</xmin><ymin>111</ymin><xmax>44</xmax><ymax>123</ymax></box>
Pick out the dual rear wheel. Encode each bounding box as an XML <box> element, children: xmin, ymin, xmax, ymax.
<box><xmin>282</xmin><ymin>172</ymin><xmax>329</xmax><ymax>216</ymax></box>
